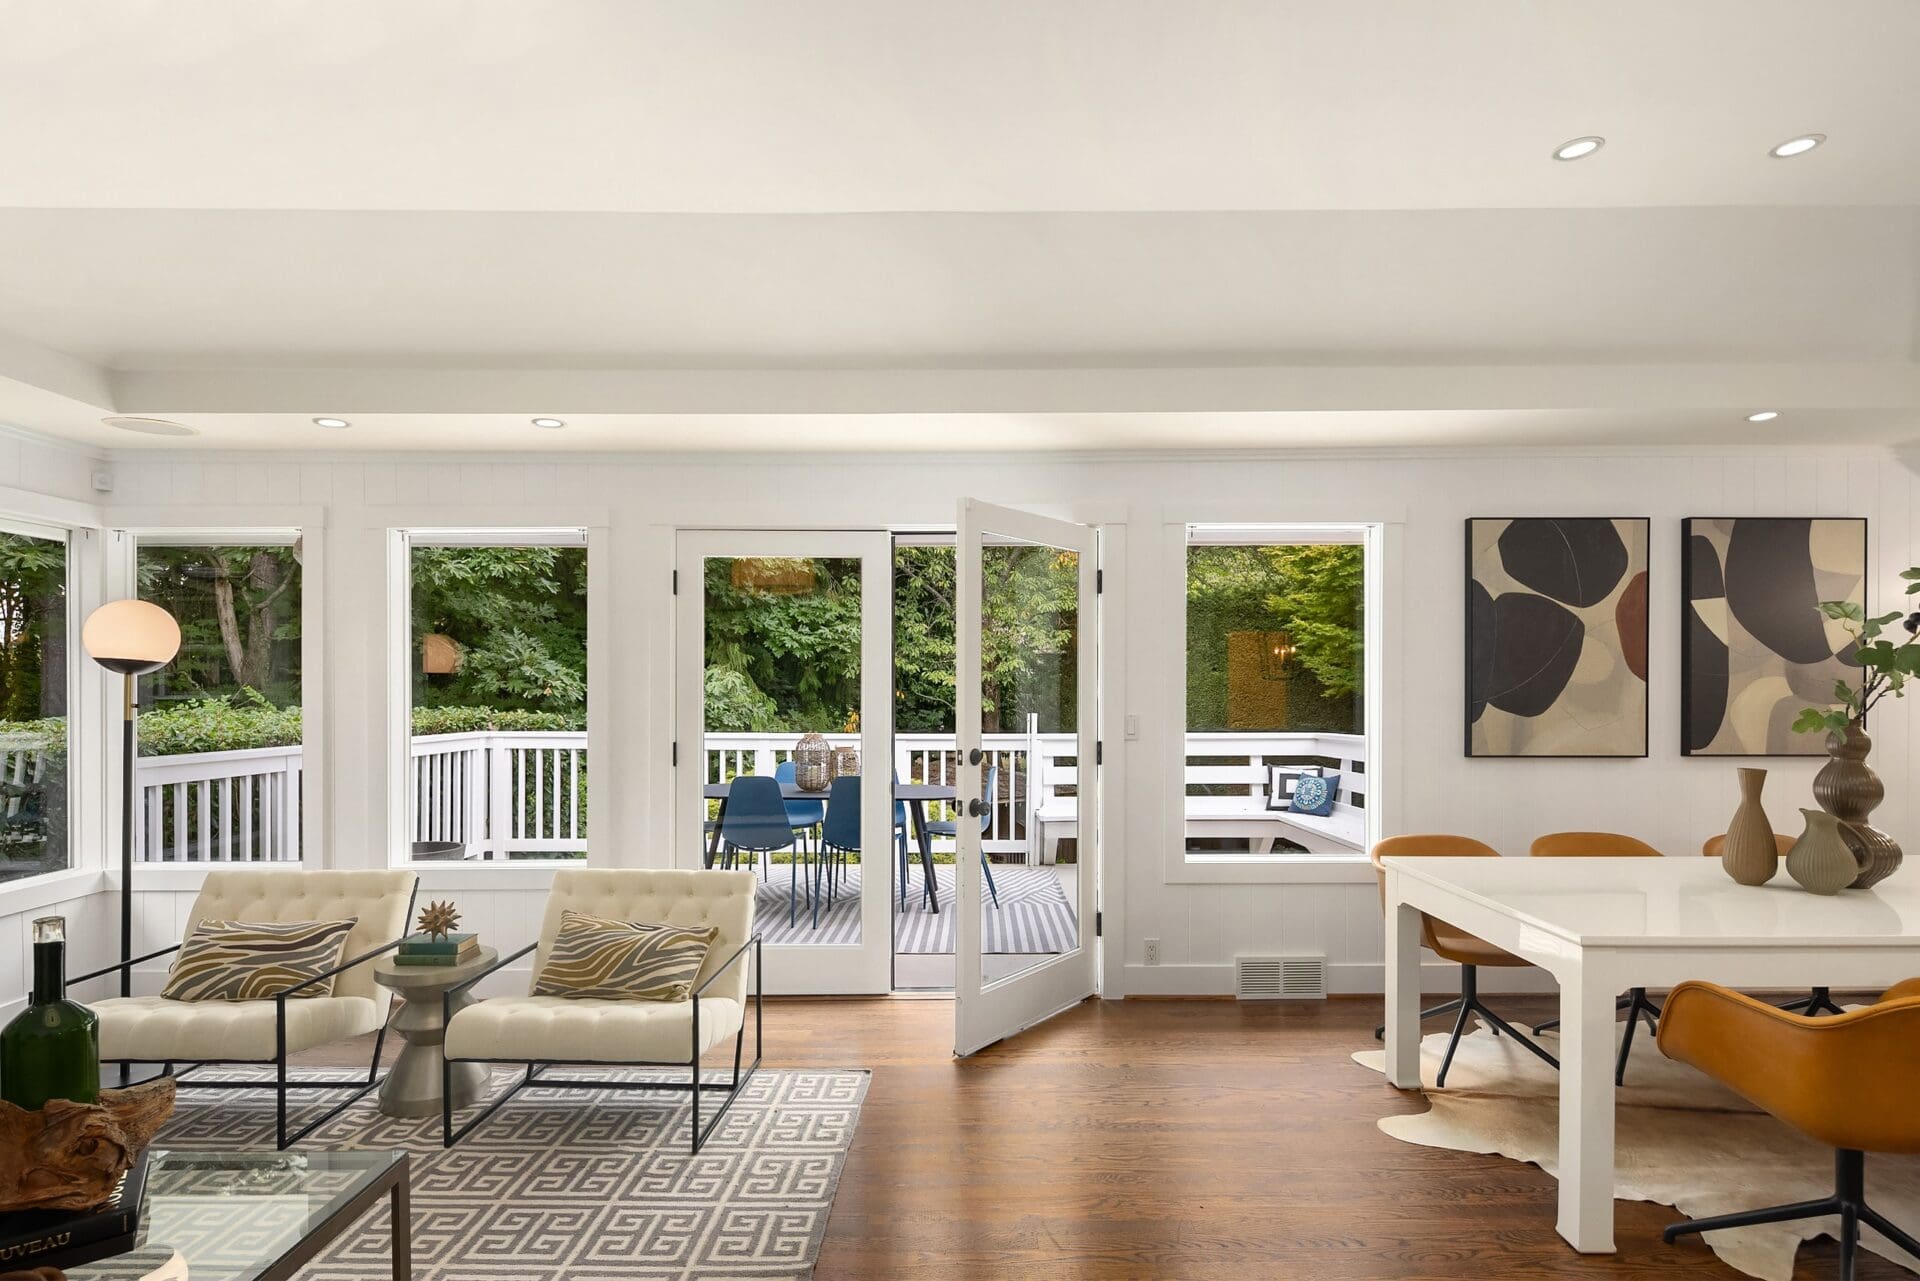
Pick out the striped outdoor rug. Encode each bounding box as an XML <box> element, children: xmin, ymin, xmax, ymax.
<box><xmin>752</xmin><ymin>864</ymin><xmax>1078</xmax><ymax>954</ymax></box>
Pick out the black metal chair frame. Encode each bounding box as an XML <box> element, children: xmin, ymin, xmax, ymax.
<box><xmin>1666</xmin><ymin>1148</ymin><xmax>1920</xmax><ymax>1279</ymax></box>
<box><xmin>72</xmin><ymin>915</ymin><xmax>415</xmax><ymax>1150</ymax></box>
<box><xmin>441</xmin><ymin>932</ymin><xmax>763</xmax><ymax>1154</ymax></box>
<box><xmin>1534</xmin><ymin>986</ymin><xmax>1845</xmax><ymax>1084</ymax></box>
<box><xmin>1373</xmin><ymin>962</ymin><xmax>1559</xmax><ymax>1088</ymax></box>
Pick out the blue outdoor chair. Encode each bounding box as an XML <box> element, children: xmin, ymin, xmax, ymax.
<box><xmin>818</xmin><ymin>774</ymin><xmax>863</xmax><ymax>914</ymax></box>
<box><xmin>718</xmin><ymin>775</ymin><xmax>809</xmax><ymax>927</ymax></box>
<box><xmin>926</xmin><ymin>764</ymin><xmax>1000</xmax><ymax>908</ymax></box>
<box><xmin>774</xmin><ymin>760</ymin><xmax>826</xmax><ymax>857</ymax></box>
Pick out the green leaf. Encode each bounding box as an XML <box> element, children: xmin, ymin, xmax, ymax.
<box><xmin>1791</xmin><ymin>708</ymin><xmax>1832</xmax><ymax>734</ymax></box>
<box><xmin>1821</xmin><ymin>599</ymin><xmax>1866</xmax><ymax>623</ymax></box>
<box><xmin>1900</xmin><ymin>568</ymin><xmax>1920</xmax><ymax>580</ymax></box>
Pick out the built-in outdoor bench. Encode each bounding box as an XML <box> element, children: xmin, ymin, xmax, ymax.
<box><xmin>1034</xmin><ymin>732</ymin><xmax>1367</xmax><ymax>860</ymax></box>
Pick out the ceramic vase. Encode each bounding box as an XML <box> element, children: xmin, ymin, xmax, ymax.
<box><xmin>1786</xmin><ymin>808</ymin><xmax>1858</xmax><ymax>896</ymax></box>
<box><xmin>1813</xmin><ymin>722</ymin><xmax>1903</xmax><ymax>889</ymax></box>
<box><xmin>1720</xmin><ymin>767</ymin><xmax>1779</xmax><ymax>886</ymax></box>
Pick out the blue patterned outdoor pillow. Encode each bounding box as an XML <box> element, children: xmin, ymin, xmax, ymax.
<box><xmin>1289</xmin><ymin>773</ymin><xmax>1340</xmax><ymax>817</ymax></box>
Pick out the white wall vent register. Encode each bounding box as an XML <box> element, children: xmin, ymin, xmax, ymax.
<box><xmin>1234</xmin><ymin>954</ymin><xmax>1327</xmax><ymax>1000</ymax></box>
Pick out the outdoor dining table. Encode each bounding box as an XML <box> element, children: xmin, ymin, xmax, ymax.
<box><xmin>702</xmin><ymin>779</ymin><xmax>957</xmax><ymax>912</ymax></box>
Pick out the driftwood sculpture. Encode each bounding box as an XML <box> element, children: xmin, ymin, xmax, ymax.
<box><xmin>0</xmin><ymin>1079</ymin><xmax>174</xmax><ymax>1212</ymax></box>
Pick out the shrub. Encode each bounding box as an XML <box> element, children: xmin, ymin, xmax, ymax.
<box><xmin>0</xmin><ymin>698</ymin><xmax>591</xmax><ymax>758</ymax></box>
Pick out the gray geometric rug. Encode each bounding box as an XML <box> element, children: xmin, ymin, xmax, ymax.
<box><xmin>754</xmin><ymin>864</ymin><xmax>1078</xmax><ymax>953</ymax></box>
<box><xmin>146</xmin><ymin>1066</ymin><xmax>869</xmax><ymax>1280</ymax></box>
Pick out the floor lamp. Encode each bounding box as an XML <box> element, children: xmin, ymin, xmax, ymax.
<box><xmin>81</xmin><ymin>600</ymin><xmax>181</xmax><ymax>999</ymax></box>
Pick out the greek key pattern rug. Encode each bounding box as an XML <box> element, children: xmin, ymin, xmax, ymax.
<box><xmin>147</xmin><ymin>1067</ymin><xmax>869</xmax><ymax>1281</ymax></box>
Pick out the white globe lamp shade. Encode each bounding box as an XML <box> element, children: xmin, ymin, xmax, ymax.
<box><xmin>82</xmin><ymin>599</ymin><xmax>181</xmax><ymax>675</ymax></box>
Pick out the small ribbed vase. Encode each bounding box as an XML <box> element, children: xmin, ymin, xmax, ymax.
<box><xmin>1814</xmin><ymin>722</ymin><xmax>1903</xmax><ymax>889</ymax></box>
<box><xmin>1787</xmin><ymin>808</ymin><xmax>1859</xmax><ymax>896</ymax></box>
<box><xmin>1720</xmin><ymin>767</ymin><xmax>1779</xmax><ymax>886</ymax></box>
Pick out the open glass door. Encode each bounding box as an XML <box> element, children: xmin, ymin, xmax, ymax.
<box><xmin>674</xmin><ymin>530</ymin><xmax>894</xmax><ymax>994</ymax></box>
<box><xmin>954</xmin><ymin>499</ymin><xmax>1099</xmax><ymax>1056</ymax></box>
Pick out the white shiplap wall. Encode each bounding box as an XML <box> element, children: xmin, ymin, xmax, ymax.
<box><xmin>98</xmin><ymin>445</ymin><xmax>1920</xmax><ymax>999</ymax></box>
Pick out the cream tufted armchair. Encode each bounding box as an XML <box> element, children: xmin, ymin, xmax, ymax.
<box><xmin>441</xmin><ymin>868</ymin><xmax>762</xmax><ymax>1153</ymax></box>
<box><xmin>75</xmin><ymin>868</ymin><xmax>418</xmax><ymax>1148</ymax></box>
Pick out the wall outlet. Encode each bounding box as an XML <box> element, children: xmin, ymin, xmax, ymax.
<box><xmin>1144</xmin><ymin>938</ymin><xmax>1160</xmax><ymax>966</ymax></box>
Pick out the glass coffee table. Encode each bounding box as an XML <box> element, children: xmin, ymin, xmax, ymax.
<box><xmin>68</xmin><ymin>1149</ymin><xmax>409</xmax><ymax>1281</ymax></box>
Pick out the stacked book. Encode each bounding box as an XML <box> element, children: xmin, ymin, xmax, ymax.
<box><xmin>395</xmin><ymin>932</ymin><xmax>479</xmax><ymax>966</ymax></box>
<box><xmin>0</xmin><ymin>1147</ymin><xmax>150</xmax><ymax>1272</ymax></box>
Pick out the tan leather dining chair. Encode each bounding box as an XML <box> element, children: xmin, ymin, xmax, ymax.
<box><xmin>1657</xmin><ymin>979</ymin><xmax>1920</xmax><ymax>1276</ymax></box>
<box><xmin>1701</xmin><ymin>834</ymin><xmax>1844</xmax><ymax>1017</ymax></box>
<box><xmin>1371</xmin><ymin>835</ymin><xmax>1558</xmax><ymax>1087</ymax></box>
<box><xmin>1528</xmin><ymin>831</ymin><xmax>1664</xmax><ymax>1082</ymax></box>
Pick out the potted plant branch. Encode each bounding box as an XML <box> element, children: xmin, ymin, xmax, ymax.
<box><xmin>1789</xmin><ymin>568</ymin><xmax>1920</xmax><ymax>888</ymax></box>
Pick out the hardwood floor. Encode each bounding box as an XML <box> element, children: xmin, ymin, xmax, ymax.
<box><xmin>310</xmin><ymin>995</ymin><xmax>1900</xmax><ymax>1279</ymax></box>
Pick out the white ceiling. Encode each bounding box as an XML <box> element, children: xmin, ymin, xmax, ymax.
<box><xmin>0</xmin><ymin>1</ymin><xmax>1915</xmax><ymax>454</ymax></box>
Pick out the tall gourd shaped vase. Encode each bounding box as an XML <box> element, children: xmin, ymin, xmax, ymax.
<box><xmin>1720</xmin><ymin>767</ymin><xmax>1779</xmax><ymax>886</ymax></box>
<box><xmin>1786</xmin><ymin>809</ymin><xmax>1859</xmax><ymax>896</ymax></box>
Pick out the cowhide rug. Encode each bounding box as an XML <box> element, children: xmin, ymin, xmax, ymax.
<box><xmin>1354</xmin><ymin>1023</ymin><xmax>1920</xmax><ymax>1281</ymax></box>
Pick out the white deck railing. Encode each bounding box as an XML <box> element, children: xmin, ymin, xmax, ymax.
<box><xmin>117</xmin><ymin>725</ymin><xmax>1364</xmax><ymax>865</ymax></box>
<box><xmin>135</xmin><ymin>745</ymin><xmax>303</xmax><ymax>863</ymax></box>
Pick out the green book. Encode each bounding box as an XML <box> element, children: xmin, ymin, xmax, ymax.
<box><xmin>398</xmin><ymin>932</ymin><xmax>475</xmax><ymax>955</ymax></box>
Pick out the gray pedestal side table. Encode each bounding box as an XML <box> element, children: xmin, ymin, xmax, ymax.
<box><xmin>372</xmin><ymin>945</ymin><xmax>498</xmax><ymax>1118</ymax></box>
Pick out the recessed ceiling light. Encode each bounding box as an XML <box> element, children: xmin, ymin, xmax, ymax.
<box><xmin>312</xmin><ymin>417</ymin><xmax>350</xmax><ymax>429</ymax></box>
<box><xmin>1747</xmin><ymin>411</ymin><xmax>1779</xmax><ymax>423</ymax></box>
<box><xmin>1552</xmin><ymin>136</ymin><xmax>1605</xmax><ymax>161</ymax></box>
<box><xmin>531</xmin><ymin>418</ymin><xmax>566</xmax><ymax>429</ymax></box>
<box><xmin>1769</xmin><ymin>134</ymin><xmax>1825</xmax><ymax>158</ymax></box>
<box><xmin>102</xmin><ymin>416</ymin><xmax>197</xmax><ymax>437</ymax></box>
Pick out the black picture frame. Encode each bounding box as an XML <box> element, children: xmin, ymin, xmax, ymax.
<box><xmin>1680</xmin><ymin>516</ymin><xmax>1868</xmax><ymax>757</ymax></box>
<box><xmin>1465</xmin><ymin>517</ymin><xmax>1651</xmax><ymax>759</ymax></box>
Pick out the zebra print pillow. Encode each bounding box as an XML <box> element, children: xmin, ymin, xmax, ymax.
<box><xmin>161</xmin><ymin>919</ymin><xmax>358</xmax><ymax>1001</ymax></box>
<box><xmin>532</xmin><ymin>911</ymin><xmax>719</xmax><ymax>1001</ymax></box>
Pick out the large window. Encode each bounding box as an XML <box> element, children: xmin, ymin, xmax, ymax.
<box><xmin>0</xmin><ymin>525</ymin><xmax>71</xmax><ymax>884</ymax></box>
<box><xmin>135</xmin><ymin>536</ymin><xmax>304</xmax><ymax>863</ymax></box>
<box><xmin>407</xmin><ymin>532</ymin><xmax>588</xmax><ymax>862</ymax></box>
<box><xmin>1184</xmin><ymin>525</ymin><xmax>1369</xmax><ymax>860</ymax></box>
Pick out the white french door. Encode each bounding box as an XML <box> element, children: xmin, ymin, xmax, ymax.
<box><xmin>673</xmin><ymin>530</ymin><xmax>894</xmax><ymax>994</ymax></box>
<box><xmin>954</xmin><ymin>499</ymin><xmax>1101</xmax><ymax>1056</ymax></box>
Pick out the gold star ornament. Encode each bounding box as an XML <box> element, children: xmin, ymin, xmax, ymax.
<box><xmin>416</xmin><ymin>900</ymin><xmax>462</xmax><ymax>940</ymax></box>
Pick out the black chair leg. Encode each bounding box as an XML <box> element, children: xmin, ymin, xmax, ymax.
<box><xmin>1435</xmin><ymin>995</ymin><xmax>1474</xmax><ymax>1089</ymax></box>
<box><xmin>1664</xmin><ymin>1148</ymin><xmax>1914</xmax><ymax>1281</ymax></box>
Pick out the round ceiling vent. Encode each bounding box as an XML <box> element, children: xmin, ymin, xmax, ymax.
<box><xmin>102</xmin><ymin>416</ymin><xmax>199</xmax><ymax>437</ymax></box>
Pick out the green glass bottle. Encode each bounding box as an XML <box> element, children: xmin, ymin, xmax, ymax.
<box><xmin>0</xmin><ymin>916</ymin><xmax>99</xmax><ymax>1111</ymax></box>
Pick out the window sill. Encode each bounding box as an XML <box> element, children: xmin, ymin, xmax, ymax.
<box><xmin>1165</xmin><ymin>854</ymin><xmax>1374</xmax><ymax>885</ymax></box>
<box><xmin>0</xmin><ymin>867</ymin><xmax>109</xmax><ymax>914</ymax></box>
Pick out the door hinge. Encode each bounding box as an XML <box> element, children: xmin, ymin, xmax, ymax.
<box><xmin>1095</xmin><ymin>740</ymin><xmax>1103</xmax><ymax>765</ymax></box>
<box><xmin>672</xmin><ymin>569</ymin><xmax>678</xmax><ymax>594</ymax></box>
<box><xmin>671</xmin><ymin>741</ymin><xmax>678</xmax><ymax>766</ymax></box>
<box><xmin>1095</xmin><ymin>911</ymin><xmax>1103</xmax><ymax>937</ymax></box>
<box><xmin>1096</xmin><ymin>568</ymin><xmax>1104</xmax><ymax>594</ymax></box>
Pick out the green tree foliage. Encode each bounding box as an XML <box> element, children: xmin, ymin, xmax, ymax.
<box><xmin>704</xmin><ymin>558</ymin><xmax>862</xmax><ymax>732</ymax></box>
<box><xmin>1185</xmin><ymin>543</ymin><xmax>1363</xmax><ymax>733</ymax></box>
<box><xmin>138</xmin><ymin>545</ymin><xmax>301</xmax><ymax>708</ymax></box>
<box><xmin>412</xmin><ymin>546</ymin><xmax>588</xmax><ymax>713</ymax></box>
<box><xmin>0</xmin><ymin>531</ymin><xmax>68</xmax><ymax>720</ymax></box>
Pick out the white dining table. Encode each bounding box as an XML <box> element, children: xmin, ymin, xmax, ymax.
<box><xmin>1381</xmin><ymin>854</ymin><xmax>1920</xmax><ymax>1254</ymax></box>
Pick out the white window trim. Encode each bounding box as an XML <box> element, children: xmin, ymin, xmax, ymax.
<box><xmin>1160</xmin><ymin>519</ymin><xmax>1390</xmax><ymax>885</ymax></box>
<box><xmin>0</xmin><ymin>512</ymin><xmax>98</xmax><ymax>901</ymax></box>
<box><xmin>117</xmin><ymin>515</ymin><xmax>326</xmax><ymax>868</ymax></box>
<box><xmin>387</xmin><ymin>525</ymin><xmax>607</xmax><ymax>870</ymax></box>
